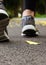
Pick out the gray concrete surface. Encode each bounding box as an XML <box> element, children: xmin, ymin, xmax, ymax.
<box><xmin>0</xmin><ymin>18</ymin><xmax>46</xmax><ymax>65</ymax></box>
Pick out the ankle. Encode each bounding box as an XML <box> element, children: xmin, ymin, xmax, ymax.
<box><xmin>22</xmin><ymin>9</ymin><xmax>34</xmax><ymax>17</ymax></box>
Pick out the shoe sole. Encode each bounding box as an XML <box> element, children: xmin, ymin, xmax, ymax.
<box><xmin>0</xmin><ymin>9</ymin><xmax>9</xmax><ymax>26</ymax></box>
<box><xmin>0</xmin><ymin>9</ymin><xmax>9</xmax><ymax>17</ymax></box>
<box><xmin>0</xmin><ymin>35</ymin><xmax>9</xmax><ymax>42</ymax></box>
<box><xmin>23</xmin><ymin>29</ymin><xmax>37</xmax><ymax>36</ymax></box>
<box><xmin>22</xmin><ymin>25</ymin><xmax>38</xmax><ymax>37</ymax></box>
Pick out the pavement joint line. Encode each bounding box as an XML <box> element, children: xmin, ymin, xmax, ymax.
<box><xmin>26</xmin><ymin>40</ymin><xmax>40</xmax><ymax>45</ymax></box>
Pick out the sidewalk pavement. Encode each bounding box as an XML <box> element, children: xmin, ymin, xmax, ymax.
<box><xmin>0</xmin><ymin>18</ymin><xmax>46</xmax><ymax>65</ymax></box>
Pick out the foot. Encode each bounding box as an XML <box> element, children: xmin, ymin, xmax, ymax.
<box><xmin>21</xmin><ymin>16</ymin><xmax>39</xmax><ymax>37</ymax></box>
<box><xmin>0</xmin><ymin>1</ymin><xmax>9</xmax><ymax>42</ymax></box>
<box><xmin>0</xmin><ymin>31</ymin><xmax>9</xmax><ymax>42</ymax></box>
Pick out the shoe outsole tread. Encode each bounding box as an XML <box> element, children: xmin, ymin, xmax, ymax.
<box><xmin>22</xmin><ymin>29</ymin><xmax>38</xmax><ymax>37</ymax></box>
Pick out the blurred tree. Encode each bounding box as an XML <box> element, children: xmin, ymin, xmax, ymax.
<box><xmin>4</xmin><ymin>0</ymin><xmax>21</xmax><ymax>17</ymax></box>
<box><xmin>40</xmin><ymin>0</ymin><xmax>46</xmax><ymax>14</ymax></box>
<box><xmin>3</xmin><ymin>0</ymin><xmax>46</xmax><ymax>17</ymax></box>
<box><xmin>36</xmin><ymin>0</ymin><xmax>45</xmax><ymax>14</ymax></box>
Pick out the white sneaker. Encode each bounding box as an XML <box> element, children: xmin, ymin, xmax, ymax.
<box><xmin>21</xmin><ymin>16</ymin><xmax>39</xmax><ymax>36</ymax></box>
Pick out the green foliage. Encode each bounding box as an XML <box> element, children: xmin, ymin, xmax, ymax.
<box><xmin>35</xmin><ymin>12</ymin><xmax>46</xmax><ymax>18</ymax></box>
<box><xmin>36</xmin><ymin>0</ymin><xmax>46</xmax><ymax>14</ymax></box>
<box><xmin>4</xmin><ymin>0</ymin><xmax>21</xmax><ymax>9</ymax></box>
<box><xmin>4</xmin><ymin>0</ymin><xmax>21</xmax><ymax>17</ymax></box>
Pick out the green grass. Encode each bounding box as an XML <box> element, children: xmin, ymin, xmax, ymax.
<box><xmin>35</xmin><ymin>13</ymin><xmax>46</xmax><ymax>18</ymax></box>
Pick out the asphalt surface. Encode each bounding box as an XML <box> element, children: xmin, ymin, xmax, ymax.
<box><xmin>0</xmin><ymin>18</ymin><xmax>46</xmax><ymax>65</ymax></box>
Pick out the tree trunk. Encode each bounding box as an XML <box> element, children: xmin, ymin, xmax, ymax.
<box><xmin>14</xmin><ymin>8</ymin><xmax>18</xmax><ymax>17</ymax></box>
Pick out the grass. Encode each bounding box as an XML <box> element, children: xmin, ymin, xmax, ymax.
<box><xmin>35</xmin><ymin>13</ymin><xmax>46</xmax><ymax>18</ymax></box>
